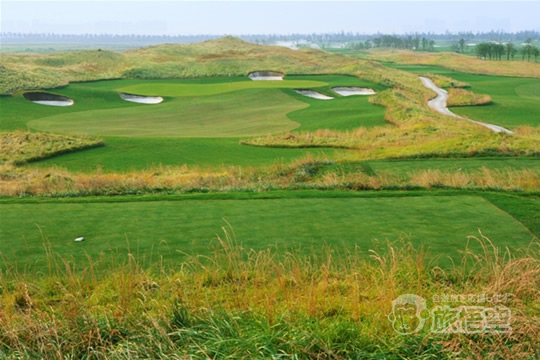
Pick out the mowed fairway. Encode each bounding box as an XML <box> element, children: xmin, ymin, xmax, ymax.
<box><xmin>0</xmin><ymin>75</ymin><xmax>386</xmax><ymax>171</ymax></box>
<box><xmin>1</xmin><ymin>195</ymin><xmax>535</xmax><ymax>273</ymax></box>
<box><xmin>24</xmin><ymin>76</ymin><xmax>385</xmax><ymax>137</ymax></box>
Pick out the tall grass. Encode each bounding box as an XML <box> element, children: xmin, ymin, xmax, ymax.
<box><xmin>447</xmin><ymin>88</ymin><xmax>492</xmax><ymax>107</ymax></box>
<box><xmin>0</xmin><ymin>229</ymin><xmax>538</xmax><ymax>358</ymax></box>
<box><xmin>1</xmin><ymin>158</ymin><xmax>539</xmax><ymax>197</ymax></box>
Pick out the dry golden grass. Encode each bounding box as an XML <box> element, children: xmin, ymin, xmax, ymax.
<box><xmin>1</xmin><ymin>158</ymin><xmax>538</xmax><ymax>197</ymax></box>
<box><xmin>447</xmin><ymin>88</ymin><xmax>492</xmax><ymax>107</ymax></box>
<box><xmin>364</xmin><ymin>49</ymin><xmax>540</xmax><ymax>78</ymax></box>
<box><xmin>425</xmin><ymin>73</ymin><xmax>470</xmax><ymax>88</ymax></box>
<box><xmin>0</xmin><ymin>131</ymin><xmax>103</xmax><ymax>165</ymax></box>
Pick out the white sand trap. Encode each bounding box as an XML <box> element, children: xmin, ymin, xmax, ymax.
<box><xmin>332</xmin><ymin>87</ymin><xmax>377</xmax><ymax>96</ymax></box>
<box><xmin>248</xmin><ymin>71</ymin><xmax>284</xmax><ymax>81</ymax></box>
<box><xmin>120</xmin><ymin>93</ymin><xmax>163</xmax><ymax>104</ymax></box>
<box><xmin>294</xmin><ymin>89</ymin><xmax>333</xmax><ymax>100</ymax></box>
<box><xmin>23</xmin><ymin>92</ymin><xmax>74</xmax><ymax>106</ymax></box>
<box><xmin>33</xmin><ymin>100</ymin><xmax>74</xmax><ymax>106</ymax></box>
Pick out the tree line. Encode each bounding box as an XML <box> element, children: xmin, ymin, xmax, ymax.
<box><xmin>475</xmin><ymin>39</ymin><xmax>540</xmax><ymax>62</ymax></box>
<box><xmin>348</xmin><ymin>35</ymin><xmax>436</xmax><ymax>51</ymax></box>
<box><xmin>2</xmin><ymin>31</ymin><xmax>538</xmax><ymax>47</ymax></box>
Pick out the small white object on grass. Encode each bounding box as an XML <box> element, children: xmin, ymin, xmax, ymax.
<box><xmin>74</xmin><ymin>237</ymin><xmax>85</xmax><ymax>242</ymax></box>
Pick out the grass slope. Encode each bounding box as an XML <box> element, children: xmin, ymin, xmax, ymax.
<box><xmin>1</xmin><ymin>194</ymin><xmax>535</xmax><ymax>273</ymax></box>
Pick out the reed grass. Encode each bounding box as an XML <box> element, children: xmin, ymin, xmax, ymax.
<box><xmin>0</xmin><ymin>229</ymin><xmax>538</xmax><ymax>358</ymax></box>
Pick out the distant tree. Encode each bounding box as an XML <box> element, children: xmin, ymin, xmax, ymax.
<box><xmin>476</xmin><ymin>42</ymin><xmax>489</xmax><ymax>59</ymax></box>
<box><xmin>505</xmin><ymin>42</ymin><xmax>516</xmax><ymax>60</ymax></box>
<box><xmin>459</xmin><ymin>38</ymin><xmax>465</xmax><ymax>53</ymax></box>
<box><xmin>413</xmin><ymin>36</ymin><xmax>420</xmax><ymax>50</ymax></box>
<box><xmin>532</xmin><ymin>46</ymin><xmax>540</xmax><ymax>62</ymax></box>
<box><xmin>524</xmin><ymin>44</ymin><xmax>533</xmax><ymax>61</ymax></box>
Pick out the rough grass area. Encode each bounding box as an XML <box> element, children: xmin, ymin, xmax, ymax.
<box><xmin>1</xmin><ymin>157</ymin><xmax>539</xmax><ymax>197</ymax></box>
<box><xmin>0</xmin><ymin>131</ymin><xmax>103</xmax><ymax>165</ymax></box>
<box><xmin>446</xmin><ymin>88</ymin><xmax>492</xmax><ymax>107</ymax></box>
<box><xmin>1</xmin><ymin>234</ymin><xmax>538</xmax><ymax>358</ymax></box>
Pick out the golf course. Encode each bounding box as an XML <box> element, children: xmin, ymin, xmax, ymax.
<box><xmin>0</xmin><ymin>36</ymin><xmax>538</xmax><ymax>358</ymax></box>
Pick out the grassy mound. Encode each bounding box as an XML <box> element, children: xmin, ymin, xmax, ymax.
<box><xmin>0</xmin><ymin>131</ymin><xmax>103</xmax><ymax>165</ymax></box>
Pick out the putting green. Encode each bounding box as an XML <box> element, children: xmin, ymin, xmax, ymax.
<box><xmin>117</xmin><ymin>79</ymin><xmax>327</xmax><ymax>97</ymax></box>
<box><xmin>28</xmin><ymin>89</ymin><xmax>308</xmax><ymax>137</ymax></box>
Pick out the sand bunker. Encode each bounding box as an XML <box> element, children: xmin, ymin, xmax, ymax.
<box><xmin>23</xmin><ymin>92</ymin><xmax>74</xmax><ymax>106</ymax></box>
<box><xmin>120</xmin><ymin>93</ymin><xmax>163</xmax><ymax>104</ymax></box>
<box><xmin>248</xmin><ymin>71</ymin><xmax>284</xmax><ymax>81</ymax></box>
<box><xmin>294</xmin><ymin>89</ymin><xmax>333</xmax><ymax>100</ymax></box>
<box><xmin>332</xmin><ymin>87</ymin><xmax>376</xmax><ymax>96</ymax></box>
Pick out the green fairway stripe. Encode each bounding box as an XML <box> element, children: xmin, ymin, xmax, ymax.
<box><xmin>1</xmin><ymin>195</ymin><xmax>534</xmax><ymax>272</ymax></box>
<box><xmin>116</xmin><ymin>80</ymin><xmax>328</xmax><ymax>97</ymax></box>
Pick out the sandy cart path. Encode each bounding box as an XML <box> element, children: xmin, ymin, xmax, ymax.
<box><xmin>419</xmin><ymin>76</ymin><xmax>512</xmax><ymax>134</ymax></box>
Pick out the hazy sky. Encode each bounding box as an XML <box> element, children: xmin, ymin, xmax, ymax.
<box><xmin>2</xmin><ymin>1</ymin><xmax>539</xmax><ymax>35</ymax></box>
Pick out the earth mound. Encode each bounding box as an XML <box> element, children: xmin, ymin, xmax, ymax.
<box><xmin>23</xmin><ymin>92</ymin><xmax>74</xmax><ymax>106</ymax></box>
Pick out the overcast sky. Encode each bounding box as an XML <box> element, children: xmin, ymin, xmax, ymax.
<box><xmin>2</xmin><ymin>1</ymin><xmax>539</xmax><ymax>35</ymax></box>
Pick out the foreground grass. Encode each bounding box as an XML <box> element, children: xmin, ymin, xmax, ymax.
<box><xmin>1</xmin><ymin>234</ymin><xmax>538</xmax><ymax>358</ymax></box>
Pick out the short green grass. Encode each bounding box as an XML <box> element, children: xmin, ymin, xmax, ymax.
<box><xmin>116</xmin><ymin>78</ymin><xmax>327</xmax><ymax>97</ymax></box>
<box><xmin>30</xmin><ymin>137</ymin><xmax>345</xmax><ymax>172</ymax></box>
<box><xmin>383</xmin><ymin>63</ymin><xmax>540</xmax><ymax>128</ymax></box>
<box><xmin>28</xmin><ymin>88</ymin><xmax>307</xmax><ymax>137</ymax></box>
<box><xmin>1</xmin><ymin>193</ymin><xmax>535</xmax><ymax>273</ymax></box>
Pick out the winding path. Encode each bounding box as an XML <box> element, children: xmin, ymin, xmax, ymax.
<box><xmin>419</xmin><ymin>76</ymin><xmax>512</xmax><ymax>134</ymax></box>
